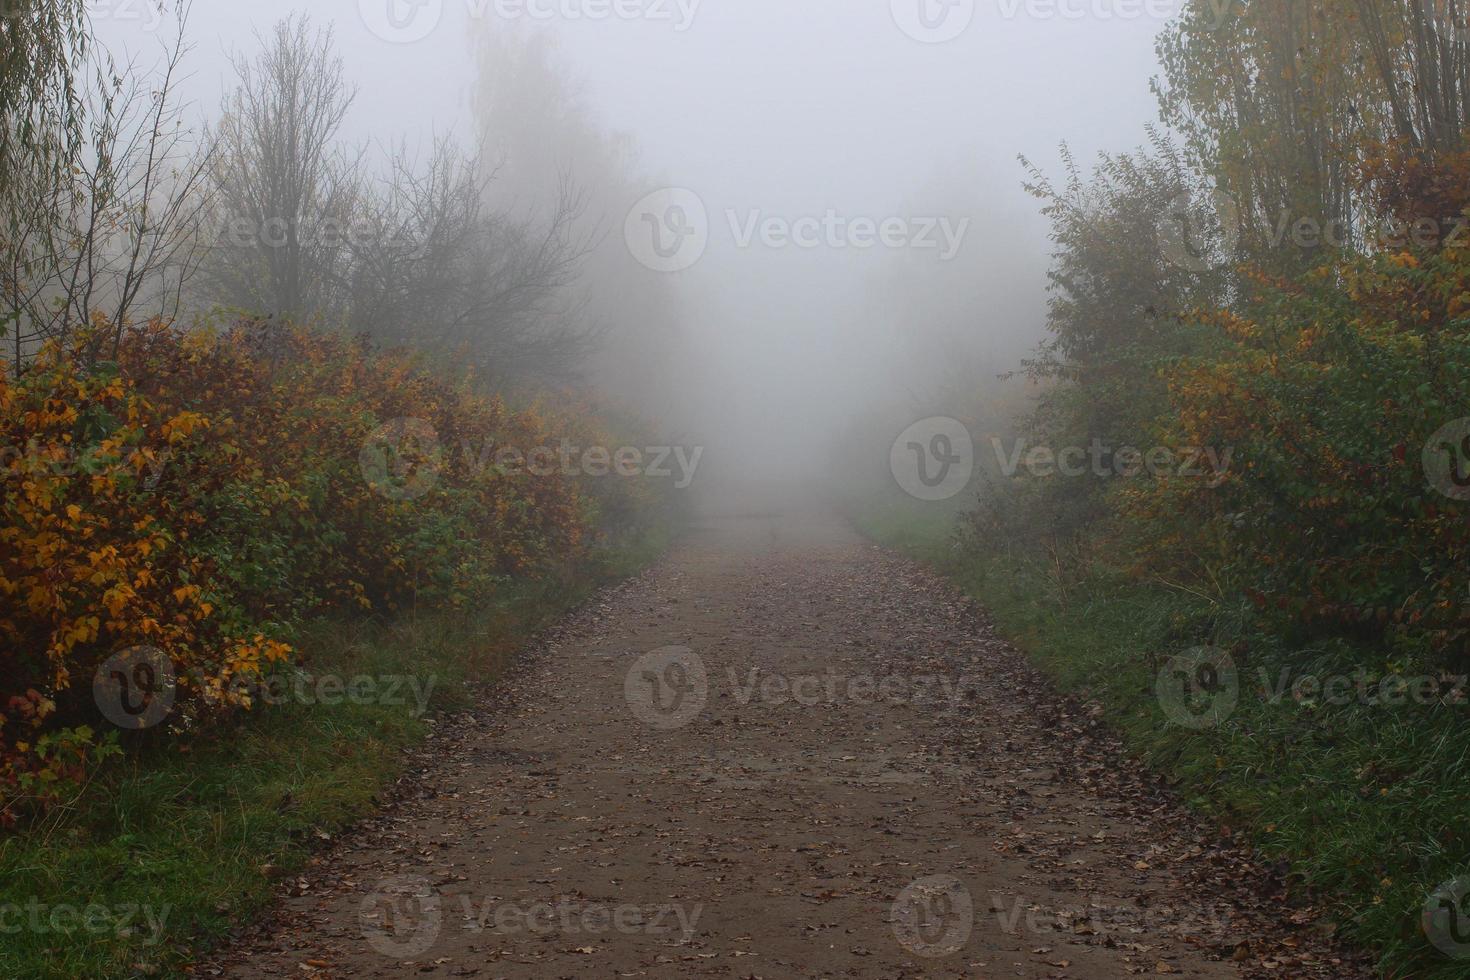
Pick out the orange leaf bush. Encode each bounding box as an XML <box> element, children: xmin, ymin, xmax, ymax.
<box><xmin>0</xmin><ymin>319</ymin><xmax>646</xmax><ymax>825</ymax></box>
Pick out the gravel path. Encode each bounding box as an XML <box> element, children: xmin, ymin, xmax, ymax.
<box><xmin>210</xmin><ymin>510</ymin><xmax>1367</xmax><ymax>979</ymax></box>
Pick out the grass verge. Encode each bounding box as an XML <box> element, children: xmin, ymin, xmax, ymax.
<box><xmin>0</xmin><ymin>525</ymin><xmax>674</xmax><ymax>980</ymax></box>
<box><xmin>852</xmin><ymin>496</ymin><xmax>1468</xmax><ymax>979</ymax></box>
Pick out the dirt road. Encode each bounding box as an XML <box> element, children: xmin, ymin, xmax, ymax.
<box><xmin>213</xmin><ymin>510</ymin><xmax>1364</xmax><ymax>978</ymax></box>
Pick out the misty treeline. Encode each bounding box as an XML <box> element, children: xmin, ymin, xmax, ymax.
<box><xmin>974</xmin><ymin>0</ymin><xmax>1470</xmax><ymax>670</ymax></box>
<box><xmin>0</xmin><ymin>1</ymin><xmax>679</xmax><ymax>395</ymax></box>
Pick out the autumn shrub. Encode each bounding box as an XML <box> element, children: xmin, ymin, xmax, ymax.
<box><xmin>1115</xmin><ymin>242</ymin><xmax>1470</xmax><ymax>668</ymax></box>
<box><xmin>0</xmin><ymin>318</ymin><xmax>657</xmax><ymax>826</ymax></box>
<box><xmin>982</xmin><ymin>135</ymin><xmax>1470</xmax><ymax>673</ymax></box>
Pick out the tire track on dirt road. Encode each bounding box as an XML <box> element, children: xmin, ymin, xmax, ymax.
<box><xmin>212</xmin><ymin>509</ymin><xmax>1367</xmax><ymax>978</ymax></box>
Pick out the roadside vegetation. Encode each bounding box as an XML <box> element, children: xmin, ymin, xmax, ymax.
<box><xmin>858</xmin><ymin>2</ymin><xmax>1470</xmax><ymax>975</ymax></box>
<box><xmin>857</xmin><ymin>496</ymin><xmax>1464</xmax><ymax>978</ymax></box>
<box><xmin>0</xmin><ymin>532</ymin><xmax>671</xmax><ymax>979</ymax></box>
<box><xmin>0</xmin><ymin>5</ymin><xmax>685</xmax><ymax>977</ymax></box>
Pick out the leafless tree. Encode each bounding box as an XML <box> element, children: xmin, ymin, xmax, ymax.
<box><xmin>0</xmin><ymin>5</ymin><xmax>214</xmax><ymax>372</ymax></box>
<box><xmin>470</xmin><ymin>24</ymin><xmax>684</xmax><ymax>404</ymax></box>
<box><xmin>196</xmin><ymin>16</ymin><xmax>600</xmax><ymax>382</ymax></box>
<box><xmin>346</xmin><ymin>138</ymin><xmax>601</xmax><ymax>384</ymax></box>
<box><xmin>197</xmin><ymin>15</ymin><xmax>359</xmax><ymax>323</ymax></box>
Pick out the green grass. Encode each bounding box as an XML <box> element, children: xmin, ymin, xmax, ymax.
<box><xmin>0</xmin><ymin>527</ymin><xmax>673</xmax><ymax>980</ymax></box>
<box><xmin>852</xmin><ymin>498</ymin><xmax>1470</xmax><ymax>980</ymax></box>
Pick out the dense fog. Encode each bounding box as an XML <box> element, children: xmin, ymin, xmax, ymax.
<box><xmin>88</xmin><ymin>0</ymin><xmax>1179</xmax><ymax>496</ymax></box>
